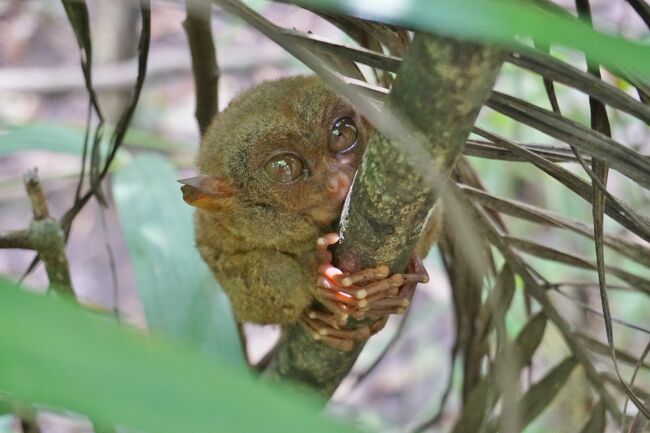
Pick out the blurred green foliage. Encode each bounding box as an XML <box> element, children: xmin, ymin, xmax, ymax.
<box><xmin>112</xmin><ymin>154</ymin><xmax>244</xmax><ymax>366</ymax></box>
<box><xmin>0</xmin><ymin>278</ymin><xmax>360</xmax><ymax>433</ymax></box>
<box><xmin>0</xmin><ymin>0</ymin><xmax>648</xmax><ymax>432</ymax></box>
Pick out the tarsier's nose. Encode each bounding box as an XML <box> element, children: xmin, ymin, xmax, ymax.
<box><xmin>326</xmin><ymin>171</ymin><xmax>352</xmax><ymax>202</ymax></box>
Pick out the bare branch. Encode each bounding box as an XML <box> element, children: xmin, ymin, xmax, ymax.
<box><xmin>184</xmin><ymin>0</ymin><xmax>220</xmax><ymax>135</ymax></box>
<box><xmin>0</xmin><ymin>170</ymin><xmax>74</xmax><ymax>297</ymax></box>
<box><xmin>24</xmin><ymin>169</ymin><xmax>50</xmax><ymax>220</ymax></box>
<box><xmin>0</xmin><ymin>229</ymin><xmax>32</xmax><ymax>250</ymax></box>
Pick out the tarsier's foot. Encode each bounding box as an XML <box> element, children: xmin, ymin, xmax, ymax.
<box><xmin>305</xmin><ymin>232</ymin><xmax>429</xmax><ymax>350</ymax></box>
<box><xmin>299</xmin><ymin>309</ymin><xmax>371</xmax><ymax>351</ymax></box>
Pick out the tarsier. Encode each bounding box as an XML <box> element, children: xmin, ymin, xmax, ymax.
<box><xmin>180</xmin><ymin>76</ymin><xmax>441</xmax><ymax>351</ymax></box>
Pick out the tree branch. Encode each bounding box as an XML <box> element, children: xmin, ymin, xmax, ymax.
<box><xmin>0</xmin><ymin>169</ymin><xmax>74</xmax><ymax>297</ymax></box>
<box><xmin>264</xmin><ymin>33</ymin><xmax>503</xmax><ymax>397</ymax></box>
<box><xmin>0</xmin><ymin>229</ymin><xmax>32</xmax><ymax>250</ymax></box>
<box><xmin>184</xmin><ymin>0</ymin><xmax>220</xmax><ymax>136</ymax></box>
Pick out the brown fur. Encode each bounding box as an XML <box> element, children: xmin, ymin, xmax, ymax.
<box><xmin>192</xmin><ymin>76</ymin><xmax>441</xmax><ymax>326</ymax></box>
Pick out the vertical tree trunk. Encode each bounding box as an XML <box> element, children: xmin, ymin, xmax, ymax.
<box><xmin>264</xmin><ymin>33</ymin><xmax>503</xmax><ymax>398</ymax></box>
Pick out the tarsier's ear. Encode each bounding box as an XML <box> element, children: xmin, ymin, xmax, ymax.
<box><xmin>178</xmin><ymin>174</ymin><xmax>236</xmax><ymax>211</ymax></box>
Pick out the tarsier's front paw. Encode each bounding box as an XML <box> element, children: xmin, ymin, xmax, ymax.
<box><xmin>300</xmin><ymin>232</ymin><xmax>428</xmax><ymax>351</ymax></box>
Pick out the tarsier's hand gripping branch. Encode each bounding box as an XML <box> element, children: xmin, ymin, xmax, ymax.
<box><xmin>179</xmin><ymin>76</ymin><xmax>437</xmax><ymax>351</ymax></box>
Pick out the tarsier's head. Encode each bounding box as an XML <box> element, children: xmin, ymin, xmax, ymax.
<box><xmin>180</xmin><ymin>76</ymin><xmax>371</xmax><ymax>239</ymax></box>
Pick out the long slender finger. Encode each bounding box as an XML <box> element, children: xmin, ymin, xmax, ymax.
<box><xmin>320</xmin><ymin>325</ymin><xmax>371</xmax><ymax>341</ymax></box>
<box><xmin>318</xmin><ymin>263</ymin><xmax>342</xmax><ymax>280</ymax></box>
<box><xmin>339</xmin><ymin>265</ymin><xmax>390</xmax><ymax>287</ymax></box>
<box><xmin>316</xmin><ymin>233</ymin><xmax>338</xmax><ymax>264</ymax></box>
<box><xmin>409</xmin><ymin>253</ymin><xmax>429</xmax><ymax>281</ymax></box>
<box><xmin>357</xmin><ymin>271</ymin><xmax>428</xmax><ymax>300</ymax></box>
<box><xmin>302</xmin><ymin>314</ymin><xmax>371</xmax><ymax>341</ymax></box>
<box><xmin>319</xmin><ymin>335</ymin><xmax>354</xmax><ymax>351</ymax></box>
<box><xmin>316</xmin><ymin>232</ymin><xmax>339</xmax><ymax>252</ymax></box>
<box><xmin>316</xmin><ymin>298</ymin><xmax>350</xmax><ymax>324</ymax></box>
<box><xmin>298</xmin><ymin>318</ymin><xmax>354</xmax><ymax>351</ymax></box>
<box><xmin>317</xmin><ymin>286</ymin><xmax>369</xmax><ymax>308</ymax></box>
<box><xmin>400</xmin><ymin>273</ymin><xmax>430</xmax><ymax>284</ymax></box>
<box><xmin>367</xmin><ymin>307</ymin><xmax>408</xmax><ymax>320</ymax></box>
<box><xmin>368</xmin><ymin>296</ymin><xmax>410</xmax><ymax>311</ymax></box>
<box><xmin>355</xmin><ymin>278</ymin><xmax>399</xmax><ymax>299</ymax></box>
<box><xmin>306</xmin><ymin>309</ymin><xmax>341</xmax><ymax>329</ymax></box>
<box><xmin>317</xmin><ymin>275</ymin><xmax>369</xmax><ymax>300</ymax></box>
<box><xmin>317</xmin><ymin>277</ymin><xmax>368</xmax><ymax>305</ymax></box>
<box><xmin>370</xmin><ymin>317</ymin><xmax>389</xmax><ymax>334</ymax></box>
<box><xmin>351</xmin><ymin>305</ymin><xmax>406</xmax><ymax>321</ymax></box>
<box><xmin>399</xmin><ymin>281</ymin><xmax>417</xmax><ymax>303</ymax></box>
<box><xmin>301</xmin><ymin>315</ymin><xmax>367</xmax><ymax>344</ymax></box>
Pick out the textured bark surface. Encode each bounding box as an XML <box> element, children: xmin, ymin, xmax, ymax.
<box><xmin>264</xmin><ymin>33</ymin><xmax>504</xmax><ymax>398</ymax></box>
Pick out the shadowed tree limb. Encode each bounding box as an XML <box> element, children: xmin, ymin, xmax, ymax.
<box><xmin>263</xmin><ymin>33</ymin><xmax>504</xmax><ymax>398</ymax></box>
<box><xmin>184</xmin><ymin>0</ymin><xmax>220</xmax><ymax>136</ymax></box>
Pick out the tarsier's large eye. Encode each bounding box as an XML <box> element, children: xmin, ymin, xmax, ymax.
<box><xmin>329</xmin><ymin>117</ymin><xmax>358</xmax><ymax>153</ymax></box>
<box><xmin>264</xmin><ymin>153</ymin><xmax>307</xmax><ymax>183</ymax></box>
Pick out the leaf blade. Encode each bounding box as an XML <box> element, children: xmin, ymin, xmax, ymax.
<box><xmin>112</xmin><ymin>154</ymin><xmax>245</xmax><ymax>367</ymax></box>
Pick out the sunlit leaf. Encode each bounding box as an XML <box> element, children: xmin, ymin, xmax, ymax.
<box><xmin>292</xmin><ymin>0</ymin><xmax>650</xmax><ymax>78</ymax></box>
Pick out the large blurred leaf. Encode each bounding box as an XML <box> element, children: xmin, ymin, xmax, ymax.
<box><xmin>0</xmin><ymin>123</ymin><xmax>87</xmax><ymax>155</ymax></box>
<box><xmin>292</xmin><ymin>0</ymin><xmax>650</xmax><ymax>77</ymax></box>
<box><xmin>112</xmin><ymin>154</ymin><xmax>245</xmax><ymax>367</ymax></box>
<box><xmin>0</xmin><ymin>123</ymin><xmax>183</xmax><ymax>156</ymax></box>
<box><xmin>0</xmin><ymin>280</ymin><xmax>359</xmax><ymax>433</ymax></box>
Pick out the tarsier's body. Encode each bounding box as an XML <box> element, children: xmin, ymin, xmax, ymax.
<box><xmin>182</xmin><ymin>76</ymin><xmax>440</xmax><ymax>350</ymax></box>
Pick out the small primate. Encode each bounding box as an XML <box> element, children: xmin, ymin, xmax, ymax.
<box><xmin>180</xmin><ymin>76</ymin><xmax>439</xmax><ymax>351</ymax></box>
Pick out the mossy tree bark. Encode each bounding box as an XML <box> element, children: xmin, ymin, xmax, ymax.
<box><xmin>263</xmin><ymin>33</ymin><xmax>504</xmax><ymax>398</ymax></box>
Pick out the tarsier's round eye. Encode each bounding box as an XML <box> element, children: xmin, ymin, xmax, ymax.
<box><xmin>264</xmin><ymin>153</ymin><xmax>306</xmax><ymax>183</ymax></box>
<box><xmin>329</xmin><ymin>117</ymin><xmax>358</xmax><ymax>153</ymax></box>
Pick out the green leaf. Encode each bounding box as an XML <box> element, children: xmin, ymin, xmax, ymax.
<box><xmin>451</xmin><ymin>378</ymin><xmax>490</xmax><ymax>433</ymax></box>
<box><xmin>0</xmin><ymin>400</ymin><xmax>10</xmax><ymax>417</ymax></box>
<box><xmin>0</xmin><ymin>280</ymin><xmax>360</xmax><ymax>433</ymax></box>
<box><xmin>0</xmin><ymin>123</ymin><xmax>86</xmax><ymax>155</ymax></box>
<box><xmin>452</xmin><ymin>312</ymin><xmax>547</xmax><ymax>433</ymax></box>
<box><xmin>294</xmin><ymin>0</ymin><xmax>650</xmax><ymax>78</ymax></box>
<box><xmin>0</xmin><ymin>123</ymin><xmax>184</xmax><ymax>156</ymax></box>
<box><xmin>512</xmin><ymin>312</ymin><xmax>547</xmax><ymax>369</ymax></box>
<box><xmin>517</xmin><ymin>357</ymin><xmax>578</xmax><ymax>428</ymax></box>
<box><xmin>578</xmin><ymin>401</ymin><xmax>605</xmax><ymax>433</ymax></box>
<box><xmin>112</xmin><ymin>154</ymin><xmax>245</xmax><ymax>367</ymax></box>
